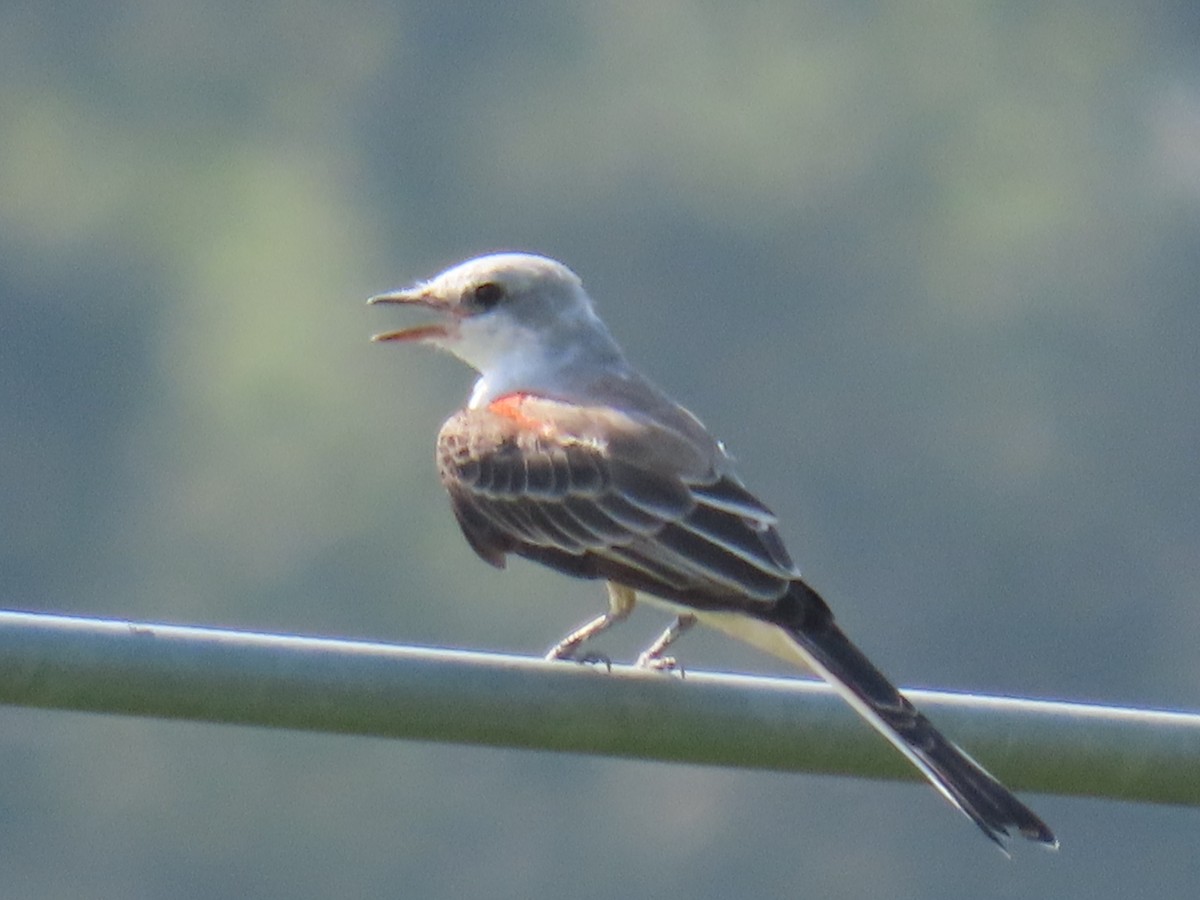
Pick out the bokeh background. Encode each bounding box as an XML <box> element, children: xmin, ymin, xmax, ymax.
<box><xmin>3</xmin><ymin>2</ymin><xmax>1199</xmax><ymax>897</ymax></box>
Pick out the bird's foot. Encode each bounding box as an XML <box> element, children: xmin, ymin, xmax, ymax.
<box><xmin>632</xmin><ymin>614</ymin><xmax>697</xmax><ymax>678</ymax></box>
<box><xmin>545</xmin><ymin>638</ymin><xmax>613</xmax><ymax>669</ymax></box>
<box><xmin>544</xmin><ymin>583</ymin><xmax>638</xmax><ymax>663</ymax></box>
<box><xmin>544</xmin><ymin>640</ymin><xmax>581</xmax><ymax>661</ymax></box>
<box><xmin>635</xmin><ymin>651</ymin><xmax>685</xmax><ymax>678</ymax></box>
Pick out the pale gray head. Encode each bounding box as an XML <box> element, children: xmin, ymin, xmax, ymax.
<box><xmin>370</xmin><ymin>253</ymin><xmax>630</xmax><ymax>406</ymax></box>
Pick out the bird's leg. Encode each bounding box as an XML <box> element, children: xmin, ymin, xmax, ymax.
<box><xmin>545</xmin><ymin>582</ymin><xmax>637</xmax><ymax>661</ymax></box>
<box><xmin>635</xmin><ymin>614</ymin><xmax>697</xmax><ymax>672</ymax></box>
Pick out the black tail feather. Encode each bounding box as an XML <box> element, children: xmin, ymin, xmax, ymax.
<box><xmin>768</xmin><ymin>581</ymin><xmax>1057</xmax><ymax>852</ymax></box>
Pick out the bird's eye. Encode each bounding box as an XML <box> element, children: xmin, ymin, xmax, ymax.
<box><xmin>472</xmin><ymin>282</ymin><xmax>505</xmax><ymax>310</ymax></box>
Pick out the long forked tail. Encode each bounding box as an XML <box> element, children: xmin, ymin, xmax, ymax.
<box><xmin>767</xmin><ymin>581</ymin><xmax>1057</xmax><ymax>853</ymax></box>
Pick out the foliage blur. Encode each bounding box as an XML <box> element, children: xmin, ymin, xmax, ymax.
<box><xmin>2</xmin><ymin>3</ymin><xmax>1198</xmax><ymax>897</ymax></box>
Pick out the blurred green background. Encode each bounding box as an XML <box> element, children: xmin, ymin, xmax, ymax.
<box><xmin>3</xmin><ymin>2</ymin><xmax>1199</xmax><ymax>897</ymax></box>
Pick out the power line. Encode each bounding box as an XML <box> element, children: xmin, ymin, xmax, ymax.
<box><xmin>0</xmin><ymin>609</ymin><xmax>1195</xmax><ymax>806</ymax></box>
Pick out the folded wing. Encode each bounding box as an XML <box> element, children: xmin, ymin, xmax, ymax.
<box><xmin>435</xmin><ymin>397</ymin><xmax>799</xmax><ymax>608</ymax></box>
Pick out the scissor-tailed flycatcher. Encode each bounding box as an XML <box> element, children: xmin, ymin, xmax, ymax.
<box><xmin>370</xmin><ymin>252</ymin><xmax>1056</xmax><ymax>852</ymax></box>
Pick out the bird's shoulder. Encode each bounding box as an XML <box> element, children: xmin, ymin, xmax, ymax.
<box><xmin>436</xmin><ymin>391</ymin><xmax>719</xmax><ymax>480</ymax></box>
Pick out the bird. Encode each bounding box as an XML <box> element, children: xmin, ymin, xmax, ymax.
<box><xmin>369</xmin><ymin>251</ymin><xmax>1057</xmax><ymax>853</ymax></box>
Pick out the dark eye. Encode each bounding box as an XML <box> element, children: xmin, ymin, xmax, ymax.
<box><xmin>472</xmin><ymin>281</ymin><xmax>505</xmax><ymax>310</ymax></box>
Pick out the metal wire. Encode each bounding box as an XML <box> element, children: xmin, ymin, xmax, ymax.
<box><xmin>0</xmin><ymin>609</ymin><xmax>1195</xmax><ymax>806</ymax></box>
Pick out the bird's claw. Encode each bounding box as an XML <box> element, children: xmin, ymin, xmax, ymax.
<box><xmin>545</xmin><ymin>646</ymin><xmax>613</xmax><ymax>672</ymax></box>
<box><xmin>635</xmin><ymin>652</ymin><xmax>686</xmax><ymax>678</ymax></box>
<box><xmin>578</xmin><ymin>652</ymin><xmax>613</xmax><ymax>671</ymax></box>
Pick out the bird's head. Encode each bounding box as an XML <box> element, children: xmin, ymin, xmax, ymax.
<box><xmin>370</xmin><ymin>253</ymin><xmax>624</xmax><ymax>386</ymax></box>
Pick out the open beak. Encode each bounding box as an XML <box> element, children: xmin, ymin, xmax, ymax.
<box><xmin>367</xmin><ymin>288</ymin><xmax>453</xmax><ymax>343</ymax></box>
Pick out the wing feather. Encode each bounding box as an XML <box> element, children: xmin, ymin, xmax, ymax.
<box><xmin>562</xmin><ymin>448</ymin><xmax>606</xmax><ymax>494</ymax></box>
<box><xmin>607</xmin><ymin>459</ymin><xmax>693</xmax><ymax>519</ymax></box>
<box><xmin>688</xmin><ymin>477</ymin><xmax>779</xmax><ymax>523</ymax></box>
<box><xmin>533</xmin><ymin>499</ymin><xmax>610</xmax><ymax>549</ymax></box>
<box><xmin>676</xmin><ymin>500</ymin><xmax>799</xmax><ymax>577</ymax></box>
<box><xmin>436</xmin><ymin>400</ymin><xmax>796</xmax><ymax>607</ymax></box>
<box><xmin>650</xmin><ymin>523</ymin><xmax>791</xmax><ymax>599</ymax></box>
<box><xmin>557</xmin><ymin>495</ymin><xmax>637</xmax><ymax>545</ymax></box>
<box><xmin>517</xmin><ymin>500</ymin><xmax>591</xmax><ymax>551</ymax></box>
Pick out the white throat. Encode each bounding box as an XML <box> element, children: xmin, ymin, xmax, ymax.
<box><xmin>467</xmin><ymin>341</ymin><xmax>628</xmax><ymax>408</ymax></box>
<box><xmin>459</xmin><ymin>316</ymin><xmax>631</xmax><ymax>408</ymax></box>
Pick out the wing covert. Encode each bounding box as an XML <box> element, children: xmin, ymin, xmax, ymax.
<box><xmin>436</xmin><ymin>398</ymin><xmax>799</xmax><ymax>607</ymax></box>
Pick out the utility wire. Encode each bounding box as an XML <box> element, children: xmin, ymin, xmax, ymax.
<box><xmin>0</xmin><ymin>609</ymin><xmax>1195</xmax><ymax>806</ymax></box>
